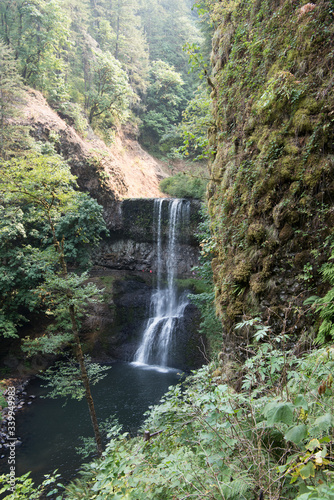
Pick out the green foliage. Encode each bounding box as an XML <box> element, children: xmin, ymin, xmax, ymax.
<box><xmin>204</xmin><ymin>0</ymin><xmax>334</xmax><ymax>331</ymax></box>
<box><xmin>303</xmin><ymin>240</ymin><xmax>334</xmax><ymax>343</ymax></box>
<box><xmin>76</xmin><ymin>416</ymin><xmax>122</xmax><ymax>459</ymax></box>
<box><xmin>54</xmin><ymin>193</ymin><xmax>108</xmax><ymax>268</ymax></box>
<box><xmin>253</xmin><ymin>71</ymin><xmax>307</xmax><ymax>120</ymax></box>
<box><xmin>21</xmin><ymin>271</ymin><xmax>103</xmax><ymax>354</ymax></box>
<box><xmin>37</xmin><ymin>356</ymin><xmax>111</xmax><ymax>401</ymax></box>
<box><xmin>0</xmin><ymin>471</ymin><xmax>62</xmax><ymax>500</ymax></box>
<box><xmin>139</xmin><ymin>0</ymin><xmax>201</xmax><ymax>76</ymax></box>
<box><xmin>0</xmin><ymin>150</ymin><xmax>107</xmax><ymax>455</ymax></box>
<box><xmin>0</xmin><ymin>205</ymin><xmax>55</xmax><ymax>337</ymax></box>
<box><xmin>139</xmin><ymin>60</ymin><xmax>186</xmax><ymax>153</ymax></box>
<box><xmin>85</xmin><ymin>51</ymin><xmax>134</xmax><ymax>125</ymax></box>
<box><xmin>36</xmin><ymin>327</ymin><xmax>332</xmax><ymax>500</ymax></box>
<box><xmin>160</xmin><ymin>172</ymin><xmax>207</xmax><ymax>199</ymax></box>
<box><xmin>0</xmin><ymin>153</ymin><xmax>107</xmax><ymax>337</ymax></box>
<box><xmin>0</xmin><ymin>0</ymin><xmax>71</xmax><ymax>93</ymax></box>
<box><xmin>177</xmin><ymin>84</ymin><xmax>213</xmax><ymax>160</ymax></box>
<box><xmin>0</xmin><ymin>0</ymin><xmax>201</xmax><ymax>154</ymax></box>
<box><xmin>0</xmin><ymin>41</ymin><xmax>30</xmax><ymax>158</ymax></box>
<box><xmin>314</xmin><ymin>243</ymin><xmax>334</xmax><ymax>342</ymax></box>
<box><xmin>4</xmin><ymin>317</ymin><xmax>334</xmax><ymax>500</ymax></box>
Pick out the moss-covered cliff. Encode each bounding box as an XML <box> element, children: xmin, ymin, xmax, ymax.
<box><xmin>208</xmin><ymin>0</ymin><xmax>334</xmax><ymax>335</ymax></box>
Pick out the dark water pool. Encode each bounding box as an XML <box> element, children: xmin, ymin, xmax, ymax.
<box><xmin>0</xmin><ymin>362</ymin><xmax>182</xmax><ymax>487</ymax></box>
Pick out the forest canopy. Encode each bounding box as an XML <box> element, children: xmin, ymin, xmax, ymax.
<box><xmin>0</xmin><ymin>0</ymin><xmax>210</xmax><ymax>157</ymax></box>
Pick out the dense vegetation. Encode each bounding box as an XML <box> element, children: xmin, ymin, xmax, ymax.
<box><xmin>1</xmin><ymin>0</ymin><xmax>334</xmax><ymax>499</ymax></box>
<box><xmin>0</xmin><ymin>0</ymin><xmax>209</xmax><ymax>157</ymax></box>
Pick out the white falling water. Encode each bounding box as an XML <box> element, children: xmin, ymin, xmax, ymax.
<box><xmin>133</xmin><ymin>198</ymin><xmax>190</xmax><ymax>368</ymax></box>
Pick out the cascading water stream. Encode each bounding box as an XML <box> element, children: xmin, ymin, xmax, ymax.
<box><xmin>133</xmin><ymin>198</ymin><xmax>190</xmax><ymax>368</ymax></box>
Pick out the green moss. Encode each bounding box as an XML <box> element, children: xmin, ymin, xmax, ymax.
<box><xmin>249</xmin><ymin>273</ymin><xmax>267</xmax><ymax>295</ymax></box>
<box><xmin>174</xmin><ymin>278</ymin><xmax>210</xmax><ymax>294</ymax></box>
<box><xmin>207</xmin><ymin>0</ymin><xmax>334</xmax><ymax>336</ymax></box>
<box><xmin>0</xmin><ymin>382</ymin><xmax>8</xmax><ymax>410</ymax></box>
<box><xmin>246</xmin><ymin>222</ymin><xmax>266</xmax><ymax>245</ymax></box>
<box><xmin>284</xmin><ymin>139</ymin><xmax>300</xmax><ymax>155</ymax></box>
<box><xmin>292</xmin><ymin>108</ymin><xmax>313</xmax><ymax>134</ymax></box>
<box><xmin>232</xmin><ymin>260</ymin><xmax>252</xmax><ymax>283</ymax></box>
<box><xmin>298</xmin><ymin>96</ymin><xmax>322</xmax><ymax>114</ymax></box>
<box><xmin>278</xmin><ymin>156</ymin><xmax>298</xmax><ymax>182</ymax></box>
<box><xmin>226</xmin><ymin>299</ymin><xmax>243</xmax><ymax>320</ymax></box>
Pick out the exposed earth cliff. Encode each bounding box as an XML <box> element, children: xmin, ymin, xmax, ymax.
<box><xmin>19</xmin><ymin>88</ymin><xmax>167</xmax><ymax>227</ymax></box>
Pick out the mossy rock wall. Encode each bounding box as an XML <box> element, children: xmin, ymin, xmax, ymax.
<box><xmin>208</xmin><ymin>0</ymin><xmax>334</xmax><ymax>336</ymax></box>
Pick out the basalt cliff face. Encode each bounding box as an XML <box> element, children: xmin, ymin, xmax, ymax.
<box><xmin>208</xmin><ymin>0</ymin><xmax>334</xmax><ymax>340</ymax></box>
<box><xmin>95</xmin><ymin>198</ymin><xmax>201</xmax><ymax>274</ymax></box>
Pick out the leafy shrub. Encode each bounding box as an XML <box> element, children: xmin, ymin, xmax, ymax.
<box><xmin>159</xmin><ymin>172</ymin><xmax>207</xmax><ymax>199</ymax></box>
<box><xmin>32</xmin><ymin>328</ymin><xmax>331</xmax><ymax>500</ymax></box>
<box><xmin>304</xmin><ymin>239</ymin><xmax>334</xmax><ymax>343</ymax></box>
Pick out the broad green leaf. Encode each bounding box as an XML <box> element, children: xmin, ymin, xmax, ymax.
<box><xmin>284</xmin><ymin>424</ymin><xmax>308</xmax><ymax>444</ymax></box>
<box><xmin>264</xmin><ymin>402</ymin><xmax>294</xmax><ymax>426</ymax></box>
<box><xmin>310</xmin><ymin>414</ymin><xmax>333</xmax><ymax>435</ymax></box>
<box><xmin>299</xmin><ymin>461</ymin><xmax>315</xmax><ymax>479</ymax></box>
<box><xmin>294</xmin><ymin>394</ymin><xmax>309</xmax><ymax>410</ymax></box>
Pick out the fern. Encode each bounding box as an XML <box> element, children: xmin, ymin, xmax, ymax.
<box><xmin>315</xmin><ymin>245</ymin><xmax>334</xmax><ymax>342</ymax></box>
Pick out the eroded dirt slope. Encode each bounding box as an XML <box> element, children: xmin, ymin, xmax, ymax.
<box><xmin>20</xmin><ymin>89</ymin><xmax>167</xmax><ymax>202</ymax></box>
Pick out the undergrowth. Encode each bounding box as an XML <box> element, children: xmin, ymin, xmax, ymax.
<box><xmin>2</xmin><ymin>319</ymin><xmax>333</xmax><ymax>499</ymax></box>
<box><xmin>65</xmin><ymin>333</ymin><xmax>334</xmax><ymax>500</ymax></box>
<box><xmin>159</xmin><ymin>172</ymin><xmax>207</xmax><ymax>200</ymax></box>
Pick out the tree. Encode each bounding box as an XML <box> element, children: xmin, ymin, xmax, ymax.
<box><xmin>85</xmin><ymin>50</ymin><xmax>133</xmax><ymax>124</ymax></box>
<box><xmin>0</xmin><ymin>0</ymin><xmax>71</xmax><ymax>94</ymax></box>
<box><xmin>139</xmin><ymin>60</ymin><xmax>185</xmax><ymax>151</ymax></box>
<box><xmin>178</xmin><ymin>84</ymin><xmax>213</xmax><ymax>160</ymax></box>
<box><xmin>138</xmin><ymin>0</ymin><xmax>199</xmax><ymax>75</ymax></box>
<box><xmin>0</xmin><ymin>153</ymin><xmax>107</xmax><ymax>456</ymax></box>
<box><xmin>0</xmin><ymin>42</ymin><xmax>30</xmax><ymax>158</ymax></box>
<box><xmin>90</xmin><ymin>0</ymin><xmax>150</xmax><ymax>97</ymax></box>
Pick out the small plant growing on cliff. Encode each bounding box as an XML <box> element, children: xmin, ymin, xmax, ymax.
<box><xmin>305</xmin><ymin>240</ymin><xmax>334</xmax><ymax>343</ymax></box>
<box><xmin>188</xmin><ymin>205</ymin><xmax>222</xmax><ymax>355</ymax></box>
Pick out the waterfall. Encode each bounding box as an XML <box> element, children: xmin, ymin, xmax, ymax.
<box><xmin>133</xmin><ymin>198</ymin><xmax>190</xmax><ymax>368</ymax></box>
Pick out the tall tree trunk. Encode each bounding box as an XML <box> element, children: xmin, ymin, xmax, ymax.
<box><xmin>115</xmin><ymin>0</ymin><xmax>121</xmax><ymax>59</ymax></box>
<box><xmin>48</xmin><ymin>210</ymin><xmax>103</xmax><ymax>457</ymax></box>
<box><xmin>69</xmin><ymin>304</ymin><xmax>103</xmax><ymax>456</ymax></box>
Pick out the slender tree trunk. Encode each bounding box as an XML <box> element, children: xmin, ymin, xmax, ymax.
<box><xmin>48</xmin><ymin>210</ymin><xmax>103</xmax><ymax>457</ymax></box>
<box><xmin>69</xmin><ymin>304</ymin><xmax>103</xmax><ymax>456</ymax></box>
<box><xmin>115</xmin><ymin>0</ymin><xmax>121</xmax><ymax>59</ymax></box>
